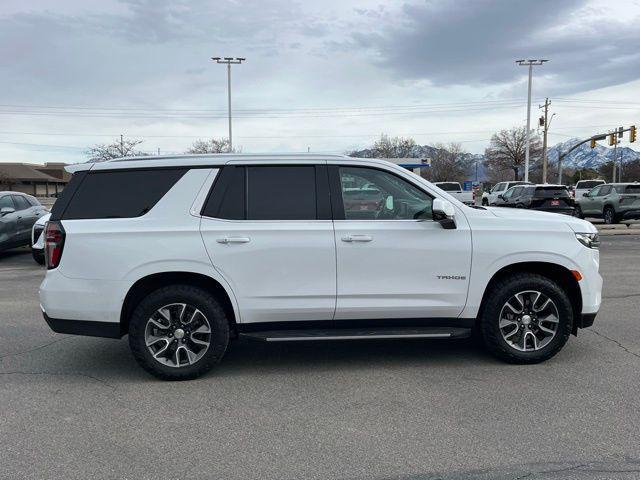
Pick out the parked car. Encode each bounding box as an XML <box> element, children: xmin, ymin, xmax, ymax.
<box><xmin>575</xmin><ymin>182</ymin><xmax>640</xmax><ymax>223</ymax></box>
<box><xmin>495</xmin><ymin>184</ymin><xmax>575</xmax><ymax>215</ymax></box>
<box><xmin>0</xmin><ymin>192</ymin><xmax>48</xmax><ymax>254</ymax></box>
<box><xmin>31</xmin><ymin>212</ymin><xmax>51</xmax><ymax>264</ymax></box>
<box><xmin>482</xmin><ymin>181</ymin><xmax>532</xmax><ymax>206</ymax></box>
<box><xmin>40</xmin><ymin>154</ymin><xmax>601</xmax><ymax>380</ymax></box>
<box><xmin>433</xmin><ymin>182</ymin><xmax>474</xmax><ymax>205</ymax></box>
<box><xmin>574</xmin><ymin>179</ymin><xmax>606</xmax><ymax>200</ymax></box>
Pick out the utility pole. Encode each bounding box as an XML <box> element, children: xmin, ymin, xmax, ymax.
<box><xmin>539</xmin><ymin>98</ymin><xmax>554</xmax><ymax>183</ymax></box>
<box><xmin>120</xmin><ymin>134</ymin><xmax>124</xmax><ymax>157</ymax></box>
<box><xmin>211</xmin><ymin>57</ymin><xmax>245</xmax><ymax>152</ymax></box>
<box><xmin>516</xmin><ymin>59</ymin><xmax>548</xmax><ymax>182</ymax></box>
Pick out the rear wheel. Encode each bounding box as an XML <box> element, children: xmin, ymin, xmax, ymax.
<box><xmin>128</xmin><ymin>285</ymin><xmax>230</xmax><ymax>380</ymax></box>
<box><xmin>603</xmin><ymin>206</ymin><xmax>618</xmax><ymax>224</ymax></box>
<box><xmin>479</xmin><ymin>273</ymin><xmax>572</xmax><ymax>364</ymax></box>
<box><xmin>482</xmin><ymin>198</ymin><xmax>489</xmax><ymax>206</ymax></box>
<box><xmin>31</xmin><ymin>248</ymin><xmax>45</xmax><ymax>265</ymax></box>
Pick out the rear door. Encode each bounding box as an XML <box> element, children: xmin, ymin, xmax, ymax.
<box><xmin>329</xmin><ymin>163</ymin><xmax>472</xmax><ymax>320</ymax></box>
<box><xmin>199</xmin><ymin>162</ymin><xmax>337</xmax><ymax>325</ymax></box>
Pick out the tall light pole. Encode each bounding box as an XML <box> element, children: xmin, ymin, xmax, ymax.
<box><xmin>516</xmin><ymin>59</ymin><xmax>547</xmax><ymax>182</ymax></box>
<box><xmin>211</xmin><ymin>57</ymin><xmax>245</xmax><ymax>152</ymax></box>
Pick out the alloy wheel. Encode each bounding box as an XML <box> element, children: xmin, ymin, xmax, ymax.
<box><xmin>498</xmin><ymin>290</ymin><xmax>559</xmax><ymax>352</ymax></box>
<box><xmin>144</xmin><ymin>303</ymin><xmax>212</xmax><ymax>367</ymax></box>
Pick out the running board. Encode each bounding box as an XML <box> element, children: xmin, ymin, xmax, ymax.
<box><xmin>240</xmin><ymin>327</ymin><xmax>471</xmax><ymax>342</ymax></box>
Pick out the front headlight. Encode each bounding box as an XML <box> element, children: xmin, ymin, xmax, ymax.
<box><xmin>576</xmin><ymin>232</ymin><xmax>600</xmax><ymax>249</ymax></box>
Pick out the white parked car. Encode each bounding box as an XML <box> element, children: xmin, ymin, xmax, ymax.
<box><xmin>40</xmin><ymin>154</ymin><xmax>602</xmax><ymax>380</ymax></box>
<box><xmin>574</xmin><ymin>179</ymin><xmax>606</xmax><ymax>199</ymax></box>
<box><xmin>482</xmin><ymin>181</ymin><xmax>532</xmax><ymax>206</ymax></box>
<box><xmin>31</xmin><ymin>212</ymin><xmax>51</xmax><ymax>264</ymax></box>
<box><xmin>433</xmin><ymin>182</ymin><xmax>474</xmax><ymax>205</ymax></box>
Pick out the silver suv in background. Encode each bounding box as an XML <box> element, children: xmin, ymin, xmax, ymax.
<box><xmin>0</xmin><ymin>192</ymin><xmax>48</xmax><ymax>253</ymax></box>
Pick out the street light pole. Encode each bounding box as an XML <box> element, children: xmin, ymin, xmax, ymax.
<box><xmin>211</xmin><ymin>56</ymin><xmax>245</xmax><ymax>152</ymax></box>
<box><xmin>516</xmin><ymin>59</ymin><xmax>548</xmax><ymax>182</ymax></box>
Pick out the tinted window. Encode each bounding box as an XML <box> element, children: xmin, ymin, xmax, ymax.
<box><xmin>510</xmin><ymin>187</ymin><xmax>524</xmax><ymax>197</ymax></box>
<box><xmin>577</xmin><ymin>180</ymin><xmax>605</xmax><ymax>190</ymax></box>
<box><xmin>338</xmin><ymin>167</ymin><xmax>432</xmax><ymax>220</ymax></box>
<box><xmin>247</xmin><ymin>166</ymin><xmax>317</xmax><ymax>220</ymax></box>
<box><xmin>202</xmin><ymin>167</ymin><xmax>245</xmax><ymax>220</ymax></box>
<box><xmin>436</xmin><ymin>182</ymin><xmax>461</xmax><ymax>192</ymax></box>
<box><xmin>0</xmin><ymin>195</ymin><xmax>14</xmax><ymax>210</ymax></box>
<box><xmin>623</xmin><ymin>184</ymin><xmax>640</xmax><ymax>194</ymax></box>
<box><xmin>534</xmin><ymin>186</ymin><xmax>569</xmax><ymax>198</ymax></box>
<box><xmin>61</xmin><ymin>168</ymin><xmax>186</xmax><ymax>220</ymax></box>
<box><xmin>12</xmin><ymin>195</ymin><xmax>31</xmax><ymax>211</ymax></box>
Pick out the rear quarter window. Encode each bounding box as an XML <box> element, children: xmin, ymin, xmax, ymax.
<box><xmin>577</xmin><ymin>180</ymin><xmax>604</xmax><ymax>190</ymax></box>
<box><xmin>534</xmin><ymin>187</ymin><xmax>569</xmax><ymax>198</ymax></box>
<box><xmin>60</xmin><ymin>168</ymin><xmax>186</xmax><ymax>220</ymax></box>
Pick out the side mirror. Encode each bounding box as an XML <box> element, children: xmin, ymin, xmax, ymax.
<box><xmin>432</xmin><ymin>198</ymin><xmax>456</xmax><ymax>229</ymax></box>
<box><xmin>1</xmin><ymin>207</ymin><xmax>15</xmax><ymax>216</ymax></box>
<box><xmin>498</xmin><ymin>194</ymin><xmax>504</xmax><ymax>200</ymax></box>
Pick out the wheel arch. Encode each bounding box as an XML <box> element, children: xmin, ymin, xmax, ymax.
<box><xmin>477</xmin><ymin>262</ymin><xmax>582</xmax><ymax>335</ymax></box>
<box><xmin>120</xmin><ymin>271</ymin><xmax>239</xmax><ymax>336</ymax></box>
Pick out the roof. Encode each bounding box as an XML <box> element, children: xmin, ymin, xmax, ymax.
<box><xmin>0</xmin><ymin>163</ymin><xmax>66</xmax><ymax>183</ymax></box>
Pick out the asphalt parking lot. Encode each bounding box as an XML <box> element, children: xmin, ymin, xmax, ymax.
<box><xmin>1</xmin><ymin>237</ymin><xmax>640</xmax><ymax>480</ymax></box>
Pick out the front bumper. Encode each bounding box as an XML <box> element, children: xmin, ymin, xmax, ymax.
<box><xmin>621</xmin><ymin>209</ymin><xmax>640</xmax><ymax>220</ymax></box>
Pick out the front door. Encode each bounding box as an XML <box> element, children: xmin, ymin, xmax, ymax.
<box><xmin>329</xmin><ymin>164</ymin><xmax>472</xmax><ymax>320</ymax></box>
<box><xmin>581</xmin><ymin>186</ymin><xmax>602</xmax><ymax>215</ymax></box>
<box><xmin>200</xmin><ymin>163</ymin><xmax>337</xmax><ymax>325</ymax></box>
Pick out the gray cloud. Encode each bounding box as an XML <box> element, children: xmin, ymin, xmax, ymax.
<box><xmin>349</xmin><ymin>0</ymin><xmax>640</xmax><ymax>94</ymax></box>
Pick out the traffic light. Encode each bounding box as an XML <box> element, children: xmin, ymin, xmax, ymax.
<box><xmin>631</xmin><ymin>125</ymin><xmax>637</xmax><ymax>143</ymax></box>
<box><xmin>590</xmin><ymin>138</ymin><xmax>597</xmax><ymax>149</ymax></box>
<box><xmin>609</xmin><ymin>134</ymin><xmax>616</xmax><ymax>146</ymax></box>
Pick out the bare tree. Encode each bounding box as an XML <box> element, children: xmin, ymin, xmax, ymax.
<box><xmin>423</xmin><ymin>142</ymin><xmax>472</xmax><ymax>182</ymax></box>
<box><xmin>484</xmin><ymin>127</ymin><xmax>542</xmax><ymax>181</ymax></box>
<box><xmin>349</xmin><ymin>134</ymin><xmax>416</xmax><ymax>158</ymax></box>
<box><xmin>187</xmin><ymin>138</ymin><xmax>240</xmax><ymax>154</ymax></box>
<box><xmin>86</xmin><ymin>138</ymin><xmax>145</xmax><ymax>163</ymax></box>
<box><xmin>0</xmin><ymin>169</ymin><xmax>16</xmax><ymax>190</ymax></box>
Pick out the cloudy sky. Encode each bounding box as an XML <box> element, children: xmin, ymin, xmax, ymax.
<box><xmin>1</xmin><ymin>0</ymin><xmax>639</xmax><ymax>164</ymax></box>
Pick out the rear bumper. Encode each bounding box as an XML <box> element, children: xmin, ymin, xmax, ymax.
<box><xmin>43</xmin><ymin>311</ymin><xmax>122</xmax><ymax>338</ymax></box>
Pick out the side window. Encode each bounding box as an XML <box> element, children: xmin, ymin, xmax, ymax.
<box><xmin>61</xmin><ymin>168</ymin><xmax>186</xmax><ymax>220</ymax></box>
<box><xmin>599</xmin><ymin>185</ymin><xmax>612</xmax><ymax>196</ymax></box>
<box><xmin>0</xmin><ymin>196</ymin><xmax>14</xmax><ymax>210</ymax></box>
<box><xmin>202</xmin><ymin>167</ymin><xmax>246</xmax><ymax>220</ymax></box>
<box><xmin>494</xmin><ymin>183</ymin><xmax>505</xmax><ymax>192</ymax></box>
<box><xmin>12</xmin><ymin>195</ymin><xmax>31</xmax><ymax>211</ymax></box>
<box><xmin>589</xmin><ymin>186</ymin><xmax>601</xmax><ymax>197</ymax></box>
<box><xmin>337</xmin><ymin>167</ymin><xmax>433</xmax><ymax>220</ymax></box>
<box><xmin>503</xmin><ymin>188</ymin><xmax>515</xmax><ymax>199</ymax></box>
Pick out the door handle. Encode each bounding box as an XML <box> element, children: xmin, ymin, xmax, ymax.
<box><xmin>216</xmin><ymin>237</ymin><xmax>250</xmax><ymax>244</ymax></box>
<box><xmin>341</xmin><ymin>234</ymin><xmax>373</xmax><ymax>243</ymax></box>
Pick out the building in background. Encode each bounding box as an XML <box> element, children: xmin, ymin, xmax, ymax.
<box><xmin>0</xmin><ymin>162</ymin><xmax>68</xmax><ymax>197</ymax></box>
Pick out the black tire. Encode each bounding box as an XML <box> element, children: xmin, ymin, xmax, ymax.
<box><xmin>479</xmin><ymin>273</ymin><xmax>572</xmax><ymax>364</ymax></box>
<box><xmin>128</xmin><ymin>285</ymin><xmax>230</xmax><ymax>380</ymax></box>
<box><xmin>603</xmin><ymin>205</ymin><xmax>619</xmax><ymax>224</ymax></box>
<box><xmin>516</xmin><ymin>203</ymin><xmax>525</xmax><ymax>208</ymax></box>
<box><xmin>573</xmin><ymin>205</ymin><xmax>584</xmax><ymax>219</ymax></box>
<box><xmin>482</xmin><ymin>198</ymin><xmax>489</xmax><ymax>206</ymax></box>
<box><xmin>31</xmin><ymin>248</ymin><xmax>45</xmax><ymax>265</ymax></box>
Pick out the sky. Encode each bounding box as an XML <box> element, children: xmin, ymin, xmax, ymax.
<box><xmin>1</xmin><ymin>0</ymin><xmax>639</xmax><ymax>164</ymax></box>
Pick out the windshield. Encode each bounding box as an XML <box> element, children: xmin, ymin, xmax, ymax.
<box><xmin>436</xmin><ymin>182</ymin><xmax>461</xmax><ymax>191</ymax></box>
<box><xmin>576</xmin><ymin>180</ymin><xmax>604</xmax><ymax>189</ymax></box>
<box><xmin>534</xmin><ymin>186</ymin><xmax>570</xmax><ymax>198</ymax></box>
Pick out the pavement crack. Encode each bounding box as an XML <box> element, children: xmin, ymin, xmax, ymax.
<box><xmin>603</xmin><ymin>292</ymin><xmax>640</xmax><ymax>300</ymax></box>
<box><xmin>514</xmin><ymin>463</ymin><xmax>590</xmax><ymax>479</ymax></box>
<box><xmin>0</xmin><ymin>371</ymin><xmax>116</xmax><ymax>390</ymax></box>
<box><xmin>0</xmin><ymin>335</ymin><xmax>72</xmax><ymax>360</ymax></box>
<box><xmin>588</xmin><ymin>329</ymin><xmax>640</xmax><ymax>359</ymax></box>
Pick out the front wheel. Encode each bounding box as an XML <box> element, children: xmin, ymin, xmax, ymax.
<box><xmin>479</xmin><ymin>273</ymin><xmax>572</xmax><ymax>364</ymax></box>
<box><xmin>128</xmin><ymin>285</ymin><xmax>230</xmax><ymax>380</ymax></box>
<box><xmin>573</xmin><ymin>205</ymin><xmax>584</xmax><ymax>219</ymax></box>
<box><xmin>482</xmin><ymin>198</ymin><xmax>489</xmax><ymax>206</ymax></box>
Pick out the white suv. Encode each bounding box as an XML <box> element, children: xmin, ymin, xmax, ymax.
<box><xmin>40</xmin><ymin>155</ymin><xmax>602</xmax><ymax>380</ymax></box>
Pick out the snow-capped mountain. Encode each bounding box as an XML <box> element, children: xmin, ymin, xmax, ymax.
<box><xmin>547</xmin><ymin>138</ymin><xmax>640</xmax><ymax>170</ymax></box>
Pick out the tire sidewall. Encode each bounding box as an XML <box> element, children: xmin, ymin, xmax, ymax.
<box><xmin>604</xmin><ymin>206</ymin><xmax>614</xmax><ymax>224</ymax></box>
<box><xmin>481</xmin><ymin>275</ymin><xmax>572</xmax><ymax>363</ymax></box>
<box><xmin>129</xmin><ymin>286</ymin><xmax>229</xmax><ymax>380</ymax></box>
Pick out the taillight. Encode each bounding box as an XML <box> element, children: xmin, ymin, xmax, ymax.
<box><xmin>44</xmin><ymin>221</ymin><xmax>66</xmax><ymax>270</ymax></box>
